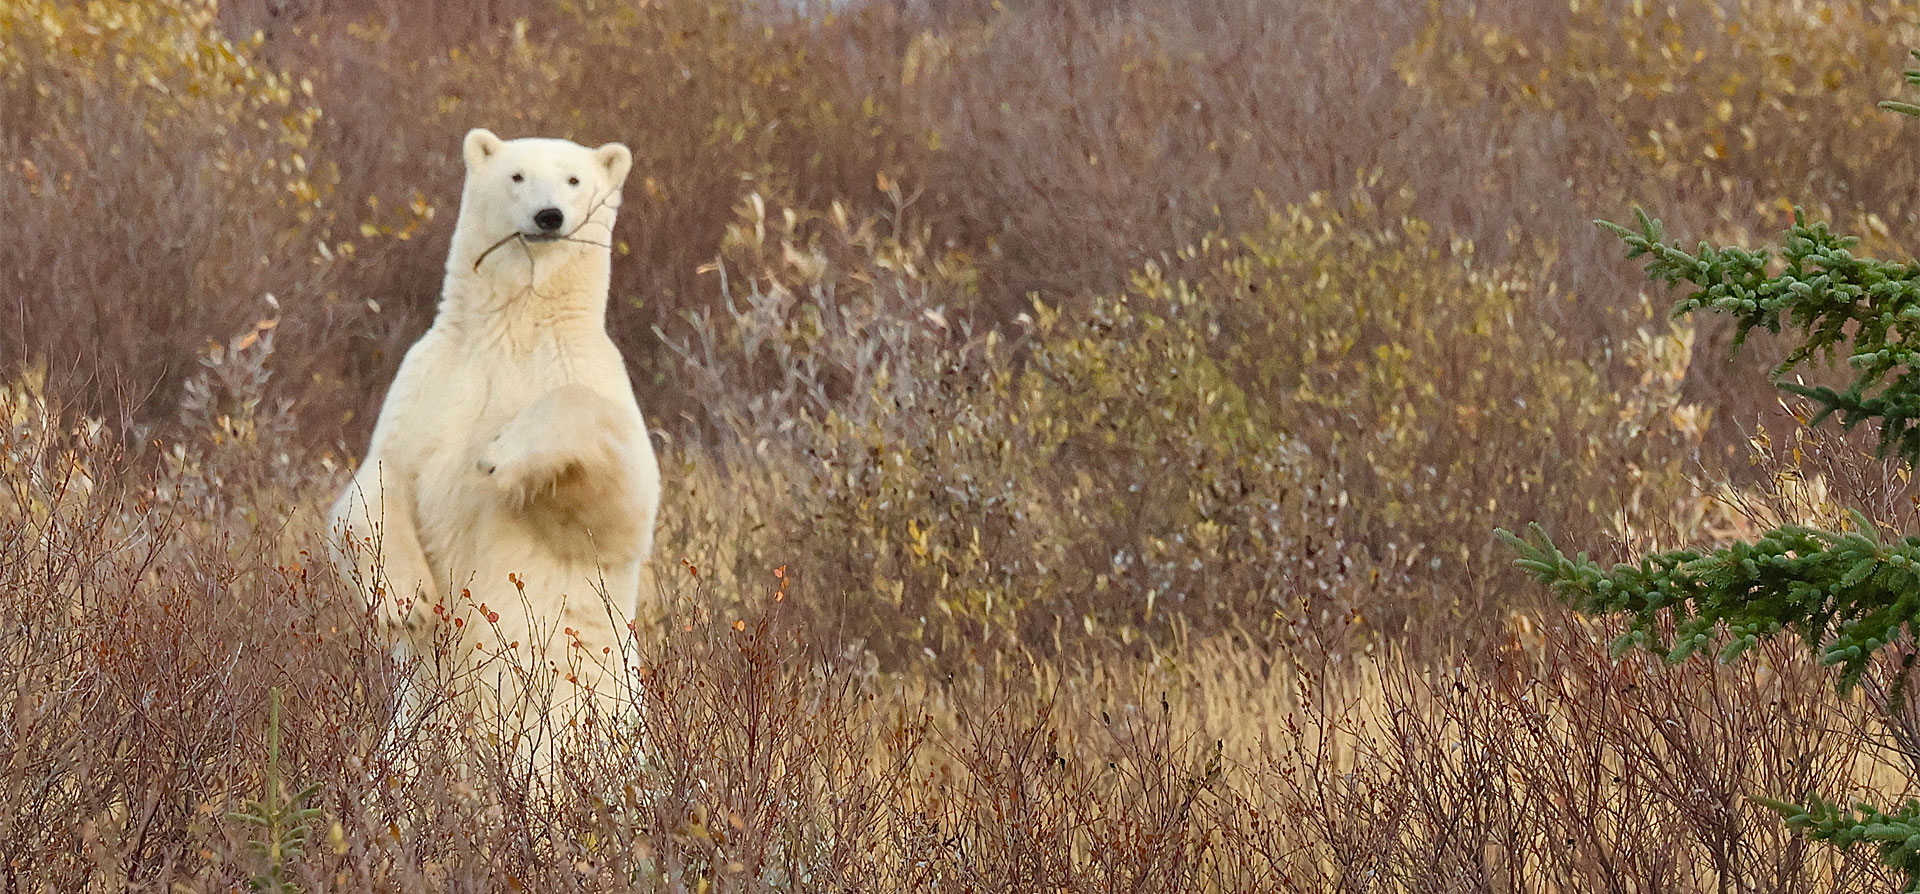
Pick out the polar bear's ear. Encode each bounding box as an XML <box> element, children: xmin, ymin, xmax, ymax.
<box><xmin>464</xmin><ymin>128</ymin><xmax>505</xmax><ymax>170</ymax></box>
<box><xmin>594</xmin><ymin>142</ymin><xmax>633</xmax><ymax>188</ymax></box>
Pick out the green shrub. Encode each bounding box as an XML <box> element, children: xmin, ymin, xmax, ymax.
<box><xmin>671</xmin><ymin>189</ymin><xmax>1701</xmax><ymax>662</ymax></box>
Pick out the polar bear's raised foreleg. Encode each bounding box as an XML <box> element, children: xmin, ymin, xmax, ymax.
<box><xmin>477</xmin><ymin>384</ymin><xmax>639</xmax><ymax>508</ymax></box>
<box><xmin>328</xmin><ymin>460</ymin><xmax>438</xmax><ymax>635</ymax></box>
<box><xmin>476</xmin><ymin>383</ymin><xmax>653</xmax><ymax>564</ymax></box>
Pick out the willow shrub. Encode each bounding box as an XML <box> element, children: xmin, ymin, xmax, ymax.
<box><xmin>0</xmin><ymin>0</ymin><xmax>340</xmax><ymax>429</ymax></box>
<box><xmin>667</xmin><ymin>189</ymin><xmax>1702</xmax><ymax>664</ymax></box>
<box><xmin>1402</xmin><ymin>0</ymin><xmax>1920</xmax><ymax>251</ymax></box>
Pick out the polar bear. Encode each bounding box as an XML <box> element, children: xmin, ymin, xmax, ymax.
<box><xmin>329</xmin><ymin>128</ymin><xmax>660</xmax><ymax>757</ymax></box>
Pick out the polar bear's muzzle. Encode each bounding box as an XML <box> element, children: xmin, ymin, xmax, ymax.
<box><xmin>532</xmin><ymin>206</ymin><xmax>565</xmax><ymax>234</ymax></box>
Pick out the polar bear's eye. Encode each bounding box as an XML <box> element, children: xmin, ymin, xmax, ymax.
<box><xmin>511</xmin><ymin>173</ymin><xmax>524</xmax><ymax>183</ymax></box>
<box><xmin>568</xmin><ymin>176</ymin><xmax>580</xmax><ymax>186</ymax></box>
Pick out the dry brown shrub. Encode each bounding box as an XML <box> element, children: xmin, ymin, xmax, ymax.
<box><xmin>0</xmin><ymin>0</ymin><xmax>340</xmax><ymax>430</ymax></box>
<box><xmin>903</xmin><ymin>0</ymin><xmax>1433</xmax><ymax>310</ymax></box>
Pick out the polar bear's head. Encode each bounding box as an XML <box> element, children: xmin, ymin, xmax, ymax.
<box><xmin>457</xmin><ymin>128</ymin><xmax>633</xmax><ymax>262</ymax></box>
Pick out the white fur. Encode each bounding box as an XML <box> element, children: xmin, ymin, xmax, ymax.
<box><xmin>329</xmin><ymin>129</ymin><xmax>659</xmax><ymax>754</ymax></box>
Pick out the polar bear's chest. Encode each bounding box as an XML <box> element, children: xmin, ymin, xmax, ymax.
<box><xmin>409</xmin><ymin>353</ymin><xmax>562</xmax><ymax>558</ymax></box>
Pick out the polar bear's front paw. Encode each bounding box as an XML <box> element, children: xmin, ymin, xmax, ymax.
<box><xmin>476</xmin><ymin>430</ymin><xmax>517</xmax><ymax>478</ymax></box>
<box><xmin>479</xmin><ymin>435</ymin><xmax>577</xmax><ymax>510</ymax></box>
<box><xmin>477</xmin><ymin>433</ymin><xmax>533</xmax><ymax>485</ymax></box>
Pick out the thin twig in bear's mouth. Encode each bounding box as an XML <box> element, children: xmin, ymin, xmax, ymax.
<box><xmin>471</xmin><ymin>189</ymin><xmax>619</xmax><ymax>271</ymax></box>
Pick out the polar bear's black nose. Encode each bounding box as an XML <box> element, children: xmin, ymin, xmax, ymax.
<box><xmin>533</xmin><ymin>207</ymin><xmax>564</xmax><ymax>232</ymax></box>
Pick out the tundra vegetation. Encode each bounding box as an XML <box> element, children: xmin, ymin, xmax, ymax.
<box><xmin>3</xmin><ymin>0</ymin><xmax>1919</xmax><ymax>890</ymax></box>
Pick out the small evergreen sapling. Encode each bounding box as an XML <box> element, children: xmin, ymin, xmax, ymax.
<box><xmin>228</xmin><ymin>688</ymin><xmax>324</xmax><ymax>892</ymax></box>
<box><xmin>1499</xmin><ymin>49</ymin><xmax>1920</xmax><ymax>889</ymax></box>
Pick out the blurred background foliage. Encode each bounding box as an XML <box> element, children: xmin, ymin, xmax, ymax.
<box><xmin>3</xmin><ymin>0</ymin><xmax>1915</xmax><ymax>662</ymax></box>
<box><xmin>664</xmin><ymin>185</ymin><xmax>1706</xmax><ymax>665</ymax></box>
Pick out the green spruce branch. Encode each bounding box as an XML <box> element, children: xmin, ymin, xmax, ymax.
<box><xmin>1756</xmin><ymin>794</ymin><xmax>1920</xmax><ymax>889</ymax></box>
<box><xmin>1598</xmin><ymin>206</ymin><xmax>1920</xmax><ymax>464</ymax></box>
<box><xmin>1499</xmin><ymin>515</ymin><xmax>1920</xmax><ymax>691</ymax></box>
<box><xmin>1880</xmin><ymin>48</ymin><xmax>1920</xmax><ymax>121</ymax></box>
